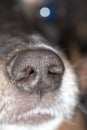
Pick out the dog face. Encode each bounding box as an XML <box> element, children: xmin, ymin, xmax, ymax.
<box><xmin>0</xmin><ymin>1</ymin><xmax>79</xmax><ymax>130</ymax></box>
<box><xmin>0</xmin><ymin>33</ymin><xmax>79</xmax><ymax>130</ymax></box>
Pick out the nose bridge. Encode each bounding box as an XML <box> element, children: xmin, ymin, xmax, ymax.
<box><xmin>33</xmin><ymin>64</ymin><xmax>45</xmax><ymax>85</ymax></box>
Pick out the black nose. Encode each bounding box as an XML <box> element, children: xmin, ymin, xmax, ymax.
<box><xmin>6</xmin><ymin>49</ymin><xmax>64</xmax><ymax>96</ymax></box>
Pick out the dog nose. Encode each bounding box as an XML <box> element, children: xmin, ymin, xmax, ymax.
<box><xmin>6</xmin><ymin>49</ymin><xmax>64</xmax><ymax>95</ymax></box>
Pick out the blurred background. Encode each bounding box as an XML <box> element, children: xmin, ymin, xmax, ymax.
<box><xmin>17</xmin><ymin>0</ymin><xmax>87</xmax><ymax>63</ymax></box>
<box><xmin>1</xmin><ymin>0</ymin><xmax>87</xmax><ymax>63</ymax></box>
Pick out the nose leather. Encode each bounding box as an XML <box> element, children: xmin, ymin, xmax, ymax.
<box><xmin>6</xmin><ymin>49</ymin><xmax>64</xmax><ymax>96</ymax></box>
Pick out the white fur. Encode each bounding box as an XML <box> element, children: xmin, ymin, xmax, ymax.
<box><xmin>0</xmin><ymin>118</ymin><xmax>62</xmax><ymax>130</ymax></box>
<box><xmin>0</xmin><ymin>63</ymin><xmax>79</xmax><ymax>130</ymax></box>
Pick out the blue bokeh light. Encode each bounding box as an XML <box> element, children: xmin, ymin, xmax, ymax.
<box><xmin>40</xmin><ymin>2</ymin><xmax>58</xmax><ymax>22</ymax></box>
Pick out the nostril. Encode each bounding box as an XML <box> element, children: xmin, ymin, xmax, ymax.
<box><xmin>48</xmin><ymin>64</ymin><xmax>64</xmax><ymax>76</ymax></box>
<box><xmin>28</xmin><ymin>68</ymin><xmax>34</xmax><ymax>75</ymax></box>
<box><xmin>12</xmin><ymin>67</ymin><xmax>35</xmax><ymax>82</ymax></box>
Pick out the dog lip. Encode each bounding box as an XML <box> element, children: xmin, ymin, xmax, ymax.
<box><xmin>16</xmin><ymin>114</ymin><xmax>54</xmax><ymax>125</ymax></box>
